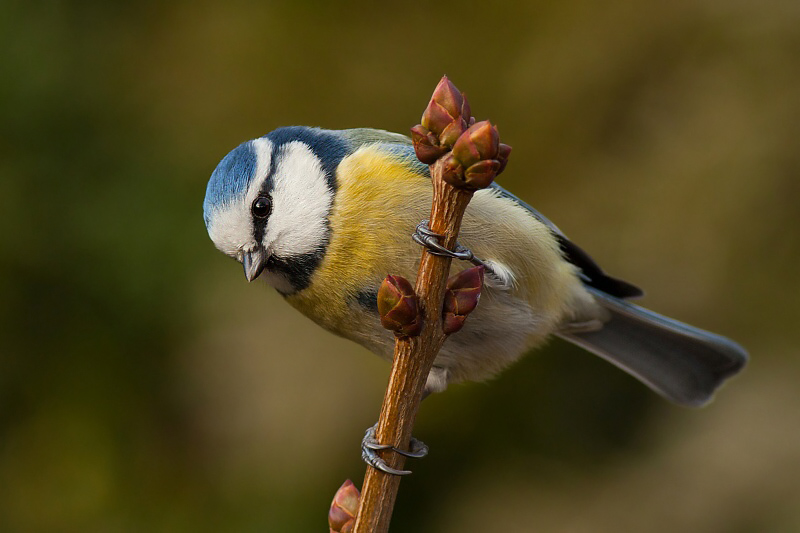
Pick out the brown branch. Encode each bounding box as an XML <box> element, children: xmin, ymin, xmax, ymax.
<box><xmin>333</xmin><ymin>76</ymin><xmax>511</xmax><ymax>532</ymax></box>
<box><xmin>352</xmin><ymin>159</ymin><xmax>473</xmax><ymax>533</ymax></box>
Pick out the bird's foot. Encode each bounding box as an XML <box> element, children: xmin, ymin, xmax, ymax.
<box><xmin>413</xmin><ymin>220</ymin><xmax>517</xmax><ymax>289</ymax></box>
<box><xmin>361</xmin><ymin>423</ymin><xmax>429</xmax><ymax>476</ymax></box>
<box><xmin>412</xmin><ymin>220</ymin><xmax>481</xmax><ymax>264</ymax></box>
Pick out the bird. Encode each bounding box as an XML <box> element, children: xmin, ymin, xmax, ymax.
<box><xmin>203</xmin><ymin>126</ymin><xmax>747</xmax><ymax>469</ymax></box>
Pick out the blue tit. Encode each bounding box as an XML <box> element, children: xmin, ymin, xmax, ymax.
<box><xmin>203</xmin><ymin>126</ymin><xmax>747</xmax><ymax>407</ymax></box>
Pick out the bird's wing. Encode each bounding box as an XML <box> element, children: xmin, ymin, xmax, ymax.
<box><xmin>343</xmin><ymin>129</ymin><xmax>642</xmax><ymax>299</ymax></box>
<box><xmin>488</xmin><ymin>184</ymin><xmax>643</xmax><ymax>299</ymax></box>
<box><xmin>340</xmin><ymin>128</ymin><xmax>414</xmax><ymax>147</ymax></box>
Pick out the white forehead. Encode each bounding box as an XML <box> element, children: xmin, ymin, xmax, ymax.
<box><xmin>265</xmin><ymin>140</ymin><xmax>334</xmax><ymax>257</ymax></box>
<box><xmin>206</xmin><ymin>137</ymin><xmax>334</xmax><ymax>259</ymax></box>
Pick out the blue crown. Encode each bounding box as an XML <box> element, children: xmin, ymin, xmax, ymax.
<box><xmin>203</xmin><ymin>140</ymin><xmax>258</xmax><ymax>227</ymax></box>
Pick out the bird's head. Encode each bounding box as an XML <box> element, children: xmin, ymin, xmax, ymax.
<box><xmin>203</xmin><ymin>127</ymin><xmax>349</xmax><ymax>294</ymax></box>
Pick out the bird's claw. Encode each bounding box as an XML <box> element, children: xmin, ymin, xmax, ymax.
<box><xmin>412</xmin><ymin>221</ymin><xmax>479</xmax><ymax>263</ymax></box>
<box><xmin>361</xmin><ymin>424</ymin><xmax>429</xmax><ymax>476</ymax></box>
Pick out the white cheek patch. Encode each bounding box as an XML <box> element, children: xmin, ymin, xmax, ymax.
<box><xmin>207</xmin><ymin>204</ymin><xmax>253</xmax><ymax>257</ymax></box>
<box><xmin>206</xmin><ymin>138</ymin><xmax>274</xmax><ymax>258</ymax></box>
<box><xmin>263</xmin><ymin>141</ymin><xmax>333</xmax><ymax>257</ymax></box>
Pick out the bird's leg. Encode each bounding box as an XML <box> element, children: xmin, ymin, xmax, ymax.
<box><xmin>360</xmin><ymin>380</ymin><xmax>441</xmax><ymax>476</ymax></box>
<box><xmin>361</xmin><ymin>423</ymin><xmax>429</xmax><ymax>476</ymax></box>
<box><xmin>361</xmin><ymin>222</ymin><xmax>493</xmax><ymax>477</ymax></box>
<box><xmin>361</xmin><ymin>224</ymin><xmax>487</xmax><ymax>477</ymax></box>
<box><xmin>413</xmin><ymin>220</ymin><xmax>518</xmax><ymax>290</ymax></box>
<box><xmin>412</xmin><ymin>220</ymin><xmax>486</xmax><ymax>268</ymax></box>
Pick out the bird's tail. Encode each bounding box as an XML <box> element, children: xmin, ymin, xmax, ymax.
<box><xmin>558</xmin><ymin>288</ymin><xmax>748</xmax><ymax>407</ymax></box>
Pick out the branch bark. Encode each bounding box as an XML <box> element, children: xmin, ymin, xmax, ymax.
<box><xmin>352</xmin><ymin>159</ymin><xmax>473</xmax><ymax>532</ymax></box>
<box><xmin>339</xmin><ymin>76</ymin><xmax>511</xmax><ymax>532</ymax></box>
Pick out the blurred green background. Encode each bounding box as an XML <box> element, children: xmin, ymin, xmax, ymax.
<box><xmin>2</xmin><ymin>1</ymin><xmax>799</xmax><ymax>531</ymax></box>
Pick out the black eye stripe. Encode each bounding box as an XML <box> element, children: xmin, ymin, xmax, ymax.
<box><xmin>251</xmin><ymin>195</ymin><xmax>272</xmax><ymax>219</ymax></box>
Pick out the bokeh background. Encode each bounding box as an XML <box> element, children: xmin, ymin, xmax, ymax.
<box><xmin>2</xmin><ymin>1</ymin><xmax>799</xmax><ymax>531</ymax></box>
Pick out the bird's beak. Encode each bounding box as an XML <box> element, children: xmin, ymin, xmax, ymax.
<box><xmin>242</xmin><ymin>247</ymin><xmax>267</xmax><ymax>282</ymax></box>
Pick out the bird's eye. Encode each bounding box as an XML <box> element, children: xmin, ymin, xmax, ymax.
<box><xmin>251</xmin><ymin>196</ymin><xmax>272</xmax><ymax>219</ymax></box>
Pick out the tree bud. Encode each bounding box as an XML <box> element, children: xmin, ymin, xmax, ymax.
<box><xmin>411</xmin><ymin>124</ymin><xmax>448</xmax><ymax>164</ymax></box>
<box><xmin>442</xmin><ymin>266</ymin><xmax>484</xmax><ymax>334</ymax></box>
<box><xmin>413</xmin><ymin>76</ymin><xmax>474</xmax><ymax>165</ymax></box>
<box><xmin>421</xmin><ymin>76</ymin><xmax>465</xmax><ymax>135</ymax></box>
<box><xmin>443</xmin><ymin>121</ymin><xmax>510</xmax><ymax>190</ymax></box>
<box><xmin>328</xmin><ymin>479</ymin><xmax>360</xmax><ymax>533</ymax></box>
<box><xmin>377</xmin><ymin>275</ymin><xmax>423</xmax><ymax>337</ymax></box>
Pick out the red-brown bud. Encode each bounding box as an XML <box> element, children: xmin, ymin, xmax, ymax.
<box><xmin>413</xmin><ymin>77</ymin><xmax>507</xmax><ymax>176</ymax></box>
<box><xmin>329</xmin><ymin>479</ymin><xmax>360</xmax><ymax>533</ymax></box>
<box><xmin>421</xmin><ymin>100</ymin><xmax>456</xmax><ymax>137</ymax></box>
<box><xmin>444</xmin><ymin>121</ymin><xmax>510</xmax><ymax>189</ymax></box>
<box><xmin>415</xmin><ymin>76</ymin><xmax>473</xmax><ymax>162</ymax></box>
<box><xmin>421</xmin><ymin>76</ymin><xmax>464</xmax><ymax>133</ymax></box>
<box><xmin>439</xmin><ymin>117</ymin><xmax>468</xmax><ymax>147</ymax></box>
<box><xmin>442</xmin><ymin>266</ymin><xmax>484</xmax><ymax>334</ymax></box>
<box><xmin>377</xmin><ymin>274</ymin><xmax>423</xmax><ymax>337</ymax></box>
<box><xmin>452</xmin><ymin>121</ymin><xmax>500</xmax><ymax>167</ymax></box>
<box><xmin>410</xmin><ymin>124</ymin><xmax>448</xmax><ymax>164</ymax></box>
<box><xmin>460</xmin><ymin>93</ymin><xmax>473</xmax><ymax>126</ymax></box>
<box><xmin>463</xmin><ymin>159</ymin><xmax>502</xmax><ymax>189</ymax></box>
<box><xmin>439</xmin><ymin>152</ymin><xmax>464</xmax><ymax>186</ymax></box>
<box><xmin>496</xmin><ymin>142</ymin><xmax>512</xmax><ymax>175</ymax></box>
